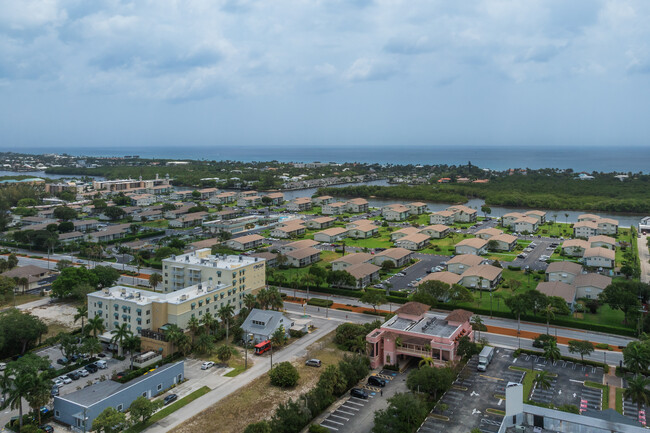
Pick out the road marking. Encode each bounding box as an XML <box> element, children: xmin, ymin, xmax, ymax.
<box><xmin>330</xmin><ymin>414</ymin><xmax>349</xmax><ymax>421</ymax></box>
<box><xmin>323</xmin><ymin>419</ymin><xmax>344</xmax><ymax>426</ymax></box>
<box><xmin>348</xmin><ymin>398</ymin><xmax>367</xmax><ymax>405</ymax></box>
<box><xmin>342</xmin><ymin>404</ymin><xmax>360</xmax><ymax>411</ymax></box>
<box><xmin>336</xmin><ymin>409</ymin><xmax>355</xmax><ymax>416</ymax></box>
<box><xmin>320</xmin><ymin>422</ymin><xmax>339</xmax><ymax>430</ymax></box>
<box><xmin>570</xmin><ymin>379</ymin><xmax>584</xmax><ymax>384</ymax></box>
<box><xmin>479</xmin><ymin>374</ymin><xmax>504</xmax><ymax>381</ymax></box>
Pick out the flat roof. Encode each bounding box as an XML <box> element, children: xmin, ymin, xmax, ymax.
<box><xmin>163</xmin><ymin>250</ymin><xmax>261</xmax><ymax>269</ymax></box>
<box><xmin>89</xmin><ymin>280</ymin><xmax>231</xmax><ymax>306</ymax></box>
<box><xmin>382</xmin><ymin>312</ymin><xmax>458</xmax><ymax>339</ymax></box>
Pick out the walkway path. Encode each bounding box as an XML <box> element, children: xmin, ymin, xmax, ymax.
<box><xmin>637</xmin><ymin>234</ymin><xmax>649</xmax><ymax>284</ymax></box>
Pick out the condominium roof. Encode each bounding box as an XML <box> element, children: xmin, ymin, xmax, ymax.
<box><xmin>395</xmin><ymin>302</ymin><xmax>430</xmax><ymax>317</ymax></box>
<box><xmin>392</xmin><ymin>227</ymin><xmax>420</xmax><ymax>236</ymax></box>
<box><xmin>376</xmin><ymin>248</ymin><xmax>412</xmax><ymax>260</ymax></box>
<box><xmin>447</xmin><ymin>254</ymin><xmax>484</xmax><ymax>267</ymax></box>
<box><xmin>417</xmin><ymin>271</ymin><xmax>461</xmax><ymax>286</ymax></box>
<box><xmin>420</xmin><ymin>224</ymin><xmax>450</xmax><ymax>233</ymax></box>
<box><xmin>285</xmin><ymin>247</ymin><xmax>320</xmax><ymax>260</ymax></box>
<box><xmin>231</xmin><ymin>234</ymin><xmax>265</xmax><ymax>244</ymax></box>
<box><xmin>575</xmin><ymin>220</ymin><xmax>598</xmax><ymax>229</ymax></box>
<box><xmin>283</xmin><ymin>239</ymin><xmax>319</xmax><ymax>250</ymax></box>
<box><xmin>584</xmin><ymin>247</ymin><xmax>615</xmax><ymax>260</ymax></box>
<box><xmin>445</xmin><ymin>309</ymin><xmax>473</xmax><ymax>324</ymax></box>
<box><xmin>345</xmin><ymin>262</ymin><xmax>381</xmax><ymax>279</ymax></box>
<box><xmin>460</xmin><ymin>265</ymin><xmax>502</xmax><ymax>280</ymax></box>
<box><xmin>589</xmin><ymin>235</ymin><xmax>616</xmax><ymax>245</ymax></box>
<box><xmin>333</xmin><ymin>252</ymin><xmax>373</xmax><ymax>266</ymax></box>
<box><xmin>536</xmin><ymin>281</ymin><xmax>576</xmax><ymax>303</ymax></box>
<box><xmin>562</xmin><ymin>239</ymin><xmax>589</xmax><ymax>248</ymax></box>
<box><xmin>397</xmin><ymin>233</ymin><xmax>430</xmax><ymax>243</ymax></box>
<box><xmin>573</xmin><ymin>273</ymin><xmax>612</xmax><ymax>289</ymax></box>
<box><xmin>384</xmin><ymin>204</ymin><xmax>409</xmax><ymax>212</ymax></box>
<box><xmin>310</xmin><ymin>216</ymin><xmax>335</xmax><ymax>224</ymax></box>
<box><xmin>347</xmin><ymin>198</ymin><xmax>368</xmax><ymax>205</ymax></box>
<box><xmin>315</xmin><ymin>227</ymin><xmax>348</xmax><ymax>236</ymax></box>
<box><xmin>475</xmin><ymin>228</ymin><xmax>503</xmax><ymax>237</ymax></box>
<box><xmin>291</xmin><ymin>197</ymin><xmax>312</xmax><ymax>204</ymax></box>
<box><xmin>514</xmin><ymin>216</ymin><xmax>538</xmax><ymax>225</ymax></box>
<box><xmin>546</xmin><ymin>261</ymin><xmax>583</xmax><ymax>275</ymax></box>
<box><xmin>456</xmin><ymin>238</ymin><xmax>488</xmax><ymax>249</ymax></box>
<box><xmin>490</xmin><ymin>233</ymin><xmax>517</xmax><ymax>244</ymax></box>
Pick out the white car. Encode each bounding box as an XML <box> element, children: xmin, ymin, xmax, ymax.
<box><xmin>53</xmin><ymin>379</ymin><xmax>64</xmax><ymax>387</ymax></box>
<box><xmin>77</xmin><ymin>369</ymin><xmax>89</xmax><ymax>377</ymax></box>
<box><xmin>58</xmin><ymin>375</ymin><xmax>72</xmax><ymax>384</ymax></box>
<box><xmin>201</xmin><ymin>361</ymin><xmax>214</xmax><ymax>370</ymax></box>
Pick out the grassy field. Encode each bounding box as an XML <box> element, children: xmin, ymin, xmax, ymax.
<box><xmin>0</xmin><ymin>293</ymin><xmax>42</xmax><ymax>308</ymax></box>
<box><xmin>616</xmin><ymin>387</ymin><xmax>624</xmax><ymax>414</ymax></box>
<box><xmin>140</xmin><ymin>219</ymin><xmax>169</xmax><ymax>229</ymax></box>
<box><xmin>125</xmin><ymin>386</ymin><xmax>211</xmax><ymax>433</ymax></box>
<box><xmin>170</xmin><ymin>334</ymin><xmax>347</xmax><ymax>433</ymax></box>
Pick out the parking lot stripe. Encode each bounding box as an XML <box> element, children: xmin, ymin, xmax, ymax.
<box><xmin>320</xmin><ymin>422</ymin><xmax>339</xmax><ymax>431</ymax></box>
<box><xmin>336</xmin><ymin>409</ymin><xmax>355</xmax><ymax>416</ymax></box>
<box><xmin>324</xmin><ymin>419</ymin><xmax>344</xmax><ymax>425</ymax></box>
<box><xmin>330</xmin><ymin>414</ymin><xmax>349</xmax><ymax>421</ymax></box>
<box><xmin>341</xmin><ymin>404</ymin><xmax>360</xmax><ymax>411</ymax></box>
<box><xmin>348</xmin><ymin>398</ymin><xmax>367</xmax><ymax>405</ymax></box>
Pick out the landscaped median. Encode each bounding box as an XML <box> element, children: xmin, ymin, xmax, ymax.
<box><xmin>124</xmin><ymin>386</ymin><xmax>211</xmax><ymax>433</ymax></box>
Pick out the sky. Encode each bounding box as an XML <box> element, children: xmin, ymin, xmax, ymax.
<box><xmin>1</xmin><ymin>0</ymin><xmax>650</xmax><ymax>150</ymax></box>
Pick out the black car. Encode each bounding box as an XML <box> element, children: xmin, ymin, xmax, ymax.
<box><xmin>367</xmin><ymin>376</ymin><xmax>387</xmax><ymax>387</ymax></box>
<box><xmin>39</xmin><ymin>425</ymin><xmax>54</xmax><ymax>433</ymax></box>
<box><xmin>56</xmin><ymin>357</ymin><xmax>68</xmax><ymax>365</ymax></box>
<box><xmin>97</xmin><ymin>353</ymin><xmax>107</xmax><ymax>358</ymax></box>
<box><xmin>350</xmin><ymin>388</ymin><xmax>369</xmax><ymax>399</ymax></box>
<box><xmin>50</xmin><ymin>386</ymin><xmax>59</xmax><ymax>397</ymax></box>
<box><xmin>67</xmin><ymin>371</ymin><xmax>80</xmax><ymax>381</ymax></box>
<box><xmin>85</xmin><ymin>363</ymin><xmax>98</xmax><ymax>373</ymax></box>
<box><xmin>164</xmin><ymin>394</ymin><xmax>178</xmax><ymax>405</ymax></box>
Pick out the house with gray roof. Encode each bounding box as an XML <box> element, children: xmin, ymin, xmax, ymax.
<box><xmin>241</xmin><ymin>308</ymin><xmax>293</xmax><ymax>344</ymax></box>
<box><xmin>53</xmin><ymin>361</ymin><xmax>184</xmax><ymax>431</ymax></box>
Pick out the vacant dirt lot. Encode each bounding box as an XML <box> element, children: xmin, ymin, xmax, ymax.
<box><xmin>26</xmin><ymin>302</ymin><xmax>78</xmax><ymax>332</ymax></box>
<box><xmin>171</xmin><ymin>334</ymin><xmax>346</xmax><ymax>433</ymax></box>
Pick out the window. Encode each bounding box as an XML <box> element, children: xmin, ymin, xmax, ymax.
<box><xmin>146</xmin><ymin>310</ymin><xmax>150</xmax><ymax>315</ymax></box>
<box><xmin>206</xmin><ymin>298</ymin><xmax>210</xmax><ymax>304</ymax></box>
<box><xmin>117</xmin><ymin>404</ymin><xmax>123</xmax><ymax>412</ymax></box>
<box><xmin>55</xmin><ymin>411</ymin><xmax>60</xmax><ymax>418</ymax></box>
<box><xmin>146</xmin><ymin>319</ymin><xmax>151</xmax><ymax>324</ymax></box>
<box><xmin>157</xmin><ymin>383</ymin><xmax>163</xmax><ymax>391</ymax></box>
<box><xmin>165</xmin><ymin>273</ymin><xmax>168</xmax><ymax>277</ymax></box>
<box><xmin>142</xmin><ymin>392</ymin><xmax>147</xmax><ymax>397</ymax></box>
<box><xmin>217</xmin><ymin>271</ymin><xmax>221</xmax><ymax>277</ymax></box>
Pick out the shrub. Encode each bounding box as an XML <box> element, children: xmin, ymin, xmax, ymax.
<box><xmin>383</xmin><ymin>363</ymin><xmax>400</xmax><ymax>371</ymax></box>
<box><xmin>307</xmin><ymin>298</ymin><xmax>333</xmax><ymax>307</ymax></box>
<box><xmin>269</xmin><ymin>361</ymin><xmax>299</xmax><ymax>388</ymax></box>
<box><xmin>595</xmin><ymin>343</ymin><xmax>611</xmax><ymax>350</ymax></box>
<box><xmin>309</xmin><ymin>424</ymin><xmax>330</xmax><ymax>433</ymax></box>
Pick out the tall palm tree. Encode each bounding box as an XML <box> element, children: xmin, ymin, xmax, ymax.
<box><xmin>87</xmin><ymin>315</ymin><xmax>105</xmax><ymax>338</ymax></box>
<box><xmin>110</xmin><ymin>323</ymin><xmax>133</xmax><ymax>357</ymax></box>
<box><xmin>543</xmin><ymin>304</ymin><xmax>556</xmax><ymax>335</ymax></box>
<box><xmin>17</xmin><ymin>277</ymin><xmax>29</xmax><ymax>294</ymax></box>
<box><xmin>624</xmin><ymin>342</ymin><xmax>650</xmax><ymax>374</ymax></box>
<box><xmin>187</xmin><ymin>316</ymin><xmax>201</xmax><ymax>343</ymax></box>
<box><xmin>195</xmin><ymin>334</ymin><xmax>215</xmax><ymax>355</ymax></box>
<box><xmin>123</xmin><ymin>335</ymin><xmax>141</xmax><ymax>369</ymax></box>
<box><xmin>218</xmin><ymin>304</ymin><xmax>236</xmax><ymax>342</ymax></box>
<box><xmin>535</xmin><ymin>371</ymin><xmax>553</xmax><ymax>391</ymax></box>
<box><xmin>349</xmin><ymin>336</ymin><xmax>366</xmax><ymax>354</ymax></box>
<box><xmin>200</xmin><ymin>311</ymin><xmax>216</xmax><ymax>335</ymax></box>
<box><xmin>148</xmin><ymin>272</ymin><xmax>162</xmax><ymax>292</ymax></box>
<box><xmin>267</xmin><ymin>287</ymin><xmax>284</xmax><ymax>311</ymax></box>
<box><xmin>0</xmin><ymin>369</ymin><xmax>13</xmax><ymax>403</ymax></box>
<box><xmin>177</xmin><ymin>334</ymin><xmax>193</xmax><ymax>356</ymax></box>
<box><xmin>5</xmin><ymin>372</ymin><xmax>32</xmax><ymax>432</ymax></box>
<box><xmin>164</xmin><ymin>324</ymin><xmax>184</xmax><ymax>355</ymax></box>
<box><xmin>243</xmin><ymin>293</ymin><xmax>258</xmax><ymax>311</ymax></box>
<box><xmin>26</xmin><ymin>373</ymin><xmax>51</xmax><ymax>426</ymax></box>
<box><xmin>418</xmin><ymin>356</ymin><xmax>435</xmax><ymax>368</ymax></box>
<box><xmin>625</xmin><ymin>375</ymin><xmax>650</xmax><ymax>413</ymax></box>
<box><xmin>543</xmin><ymin>340</ymin><xmax>561</xmax><ymax>362</ymax></box>
<box><xmin>256</xmin><ymin>287</ymin><xmax>270</xmax><ymax>310</ymax></box>
<box><xmin>74</xmin><ymin>305</ymin><xmax>88</xmax><ymax>334</ymax></box>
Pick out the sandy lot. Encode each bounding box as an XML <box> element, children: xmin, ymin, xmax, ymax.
<box><xmin>26</xmin><ymin>302</ymin><xmax>79</xmax><ymax>329</ymax></box>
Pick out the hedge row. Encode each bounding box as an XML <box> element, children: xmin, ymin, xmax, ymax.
<box><xmin>513</xmin><ymin>348</ymin><xmax>610</xmax><ymax>373</ymax></box>
<box><xmin>307</xmin><ymin>298</ymin><xmax>333</xmax><ymax>308</ymax></box>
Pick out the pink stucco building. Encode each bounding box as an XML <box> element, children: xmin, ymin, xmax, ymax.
<box><xmin>366</xmin><ymin>302</ymin><xmax>474</xmax><ymax>369</ymax></box>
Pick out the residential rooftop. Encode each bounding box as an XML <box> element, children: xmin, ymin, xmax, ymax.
<box><xmin>163</xmin><ymin>249</ymin><xmax>263</xmax><ymax>270</ymax></box>
<box><xmin>382</xmin><ymin>311</ymin><xmax>459</xmax><ymax>339</ymax></box>
<box><xmin>89</xmin><ymin>281</ymin><xmax>232</xmax><ymax>306</ymax></box>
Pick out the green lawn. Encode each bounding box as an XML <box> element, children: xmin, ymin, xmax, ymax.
<box><xmin>140</xmin><ymin>219</ymin><xmax>169</xmax><ymax>229</ymax></box>
<box><xmin>124</xmin><ymin>386</ymin><xmax>211</xmax><ymax>433</ymax></box>
<box><xmin>616</xmin><ymin>387</ymin><xmax>624</xmax><ymax>414</ymax></box>
<box><xmin>509</xmin><ymin>366</ymin><xmax>536</xmax><ymax>400</ymax></box>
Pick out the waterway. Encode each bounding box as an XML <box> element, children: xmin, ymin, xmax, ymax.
<box><xmin>0</xmin><ymin>170</ymin><xmax>106</xmax><ymax>181</ymax></box>
<box><xmin>281</xmin><ymin>179</ymin><xmax>644</xmax><ymax>228</ymax></box>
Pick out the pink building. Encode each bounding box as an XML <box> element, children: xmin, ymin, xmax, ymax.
<box><xmin>366</xmin><ymin>302</ymin><xmax>474</xmax><ymax>369</ymax></box>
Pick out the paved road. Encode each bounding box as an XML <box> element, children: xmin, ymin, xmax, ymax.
<box><xmin>638</xmin><ymin>234</ymin><xmax>649</xmax><ymax>284</ymax></box>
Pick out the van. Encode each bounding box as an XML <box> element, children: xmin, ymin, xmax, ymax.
<box><xmin>95</xmin><ymin>360</ymin><xmax>107</xmax><ymax>369</ymax></box>
<box><xmin>477</xmin><ymin>346</ymin><xmax>494</xmax><ymax>372</ymax></box>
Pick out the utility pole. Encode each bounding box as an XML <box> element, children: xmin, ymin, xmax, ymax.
<box><xmin>270</xmin><ymin>341</ymin><xmax>273</xmax><ymax>369</ymax></box>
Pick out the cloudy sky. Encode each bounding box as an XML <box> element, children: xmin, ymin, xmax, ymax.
<box><xmin>1</xmin><ymin>0</ymin><xmax>650</xmax><ymax>150</ymax></box>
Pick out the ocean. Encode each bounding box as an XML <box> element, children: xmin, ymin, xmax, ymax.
<box><xmin>7</xmin><ymin>144</ymin><xmax>650</xmax><ymax>173</ymax></box>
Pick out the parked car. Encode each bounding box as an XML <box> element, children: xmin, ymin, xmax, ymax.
<box><xmin>77</xmin><ymin>369</ymin><xmax>89</xmax><ymax>377</ymax></box>
<box><xmin>95</xmin><ymin>360</ymin><xmax>107</xmax><ymax>369</ymax></box>
<box><xmin>39</xmin><ymin>426</ymin><xmax>54</xmax><ymax>433</ymax></box>
<box><xmin>164</xmin><ymin>394</ymin><xmax>178</xmax><ymax>405</ymax></box>
<box><xmin>367</xmin><ymin>376</ymin><xmax>387</xmax><ymax>387</ymax></box>
<box><xmin>56</xmin><ymin>357</ymin><xmax>69</xmax><ymax>365</ymax></box>
<box><xmin>85</xmin><ymin>363</ymin><xmax>98</xmax><ymax>373</ymax></box>
<box><xmin>201</xmin><ymin>361</ymin><xmax>215</xmax><ymax>370</ymax></box>
<box><xmin>67</xmin><ymin>371</ymin><xmax>80</xmax><ymax>381</ymax></box>
<box><xmin>58</xmin><ymin>375</ymin><xmax>72</xmax><ymax>384</ymax></box>
<box><xmin>53</xmin><ymin>379</ymin><xmax>64</xmax><ymax>388</ymax></box>
<box><xmin>350</xmin><ymin>388</ymin><xmax>369</xmax><ymax>399</ymax></box>
<box><xmin>97</xmin><ymin>353</ymin><xmax>107</xmax><ymax>358</ymax></box>
<box><xmin>305</xmin><ymin>359</ymin><xmax>321</xmax><ymax>367</ymax></box>
<box><xmin>50</xmin><ymin>386</ymin><xmax>59</xmax><ymax>396</ymax></box>
<box><xmin>0</xmin><ymin>362</ymin><xmax>6</xmax><ymax>371</ymax></box>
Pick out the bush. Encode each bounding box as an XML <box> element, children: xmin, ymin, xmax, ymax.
<box><xmin>269</xmin><ymin>361</ymin><xmax>299</xmax><ymax>388</ymax></box>
<box><xmin>383</xmin><ymin>364</ymin><xmax>400</xmax><ymax>371</ymax></box>
<box><xmin>309</xmin><ymin>424</ymin><xmax>330</xmax><ymax>433</ymax></box>
<box><xmin>595</xmin><ymin>343</ymin><xmax>611</xmax><ymax>350</ymax></box>
<box><xmin>508</xmin><ymin>266</ymin><xmax>521</xmax><ymax>271</ymax></box>
<box><xmin>307</xmin><ymin>298</ymin><xmax>333</xmax><ymax>307</ymax></box>
<box><xmin>289</xmin><ymin>329</ymin><xmax>306</xmax><ymax>338</ymax></box>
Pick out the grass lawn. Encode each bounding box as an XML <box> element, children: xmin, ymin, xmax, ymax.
<box><xmin>320</xmin><ymin>250</ymin><xmax>343</xmax><ymax>262</ymax></box>
<box><xmin>140</xmin><ymin>219</ymin><xmax>169</xmax><ymax>229</ymax></box>
<box><xmin>580</xmin><ymin>305</ymin><xmax>627</xmax><ymax>330</ymax></box>
<box><xmin>170</xmin><ymin>334</ymin><xmax>347</xmax><ymax>433</ymax></box>
<box><xmin>616</xmin><ymin>387</ymin><xmax>624</xmax><ymax>414</ymax></box>
<box><xmin>125</xmin><ymin>386</ymin><xmax>211</xmax><ymax>433</ymax></box>
<box><xmin>43</xmin><ymin>322</ymin><xmax>75</xmax><ymax>339</ymax></box>
<box><xmin>0</xmin><ymin>293</ymin><xmax>42</xmax><ymax>308</ymax></box>
<box><xmin>509</xmin><ymin>366</ymin><xmax>536</xmax><ymax>400</ymax></box>
<box><xmin>537</xmin><ymin>222</ymin><xmax>573</xmax><ymax>238</ymax></box>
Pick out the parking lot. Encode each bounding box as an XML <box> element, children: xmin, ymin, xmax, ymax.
<box><xmin>318</xmin><ymin>370</ymin><xmax>405</xmax><ymax>433</ymax></box>
<box><xmin>418</xmin><ymin>348</ymin><xmax>606</xmax><ymax>433</ymax></box>
<box><xmin>385</xmin><ymin>255</ymin><xmax>448</xmax><ymax>291</ymax></box>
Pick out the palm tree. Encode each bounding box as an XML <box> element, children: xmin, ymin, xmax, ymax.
<box><xmin>149</xmin><ymin>272</ymin><xmax>162</xmax><ymax>292</ymax></box>
<box><xmin>123</xmin><ymin>335</ymin><xmax>141</xmax><ymax>368</ymax></box>
<box><xmin>243</xmin><ymin>293</ymin><xmax>258</xmax><ymax>311</ymax></box>
<box><xmin>17</xmin><ymin>277</ymin><xmax>28</xmax><ymax>294</ymax></box>
<box><xmin>87</xmin><ymin>315</ymin><xmax>105</xmax><ymax>338</ymax></box>
<box><xmin>624</xmin><ymin>342</ymin><xmax>650</xmax><ymax>374</ymax></box>
<box><xmin>543</xmin><ymin>304</ymin><xmax>556</xmax><ymax>335</ymax></box>
<box><xmin>195</xmin><ymin>334</ymin><xmax>215</xmax><ymax>355</ymax></box>
<box><xmin>0</xmin><ymin>369</ymin><xmax>12</xmax><ymax>403</ymax></box>
<box><xmin>267</xmin><ymin>287</ymin><xmax>284</xmax><ymax>311</ymax></box>
<box><xmin>177</xmin><ymin>334</ymin><xmax>193</xmax><ymax>356</ymax></box>
<box><xmin>164</xmin><ymin>324</ymin><xmax>184</xmax><ymax>355</ymax></box>
<box><xmin>535</xmin><ymin>371</ymin><xmax>553</xmax><ymax>390</ymax></box>
<box><xmin>117</xmin><ymin>245</ymin><xmax>130</xmax><ymax>271</ymax></box>
<box><xmin>418</xmin><ymin>356</ymin><xmax>435</xmax><ymax>368</ymax></box>
<box><xmin>218</xmin><ymin>304</ymin><xmax>236</xmax><ymax>342</ymax></box>
<box><xmin>256</xmin><ymin>287</ymin><xmax>270</xmax><ymax>310</ymax></box>
<box><xmin>625</xmin><ymin>375</ymin><xmax>650</xmax><ymax>413</ymax></box>
<box><xmin>5</xmin><ymin>372</ymin><xmax>32</xmax><ymax>432</ymax></box>
<box><xmin>543</xmin><ymin>340</ymin><xmax>561</xmax><ymax>362</ymax></box>
<box><xmin>187</xmin><ymin>316</ymin><xmax>201</xmax><ymax>343</ymax></box>
<box><xmin>200</xmin><ymin>311</ymin><xmax>216</xmax><ymax>335</ymax></box>
<box><xmin>74</xmin><ymin>305</ymin><xmax>88</xmax><ymax>334</ymax></box>
<box><xmin>110</xmin><ymin>323</ymin><xmax>133</xmax><ymax>357</ymax></box>
<box><xmin>26</xmin><ymin>373</ymin><xmax>51</xmax><ymax>426</ymax></box>
<box><xmin>470</xmin><ymin>316</ymin><xmax>485</xmax><ymax>342</ymax></box>
<box><xmin>564</xmin><ymin>213</ymin><xmax>569</xmax><ymax>224</ymax></box>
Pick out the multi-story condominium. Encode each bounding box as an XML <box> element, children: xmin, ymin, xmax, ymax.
<box><xmin>161</xmin><ymin>248</ymin><xmax>266</xmax><ymax>294</ymax></box>
<box><xmin>92</xmin><ymin>174</ymin><xmax>171</xmax><ymax>192</ymax></box>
